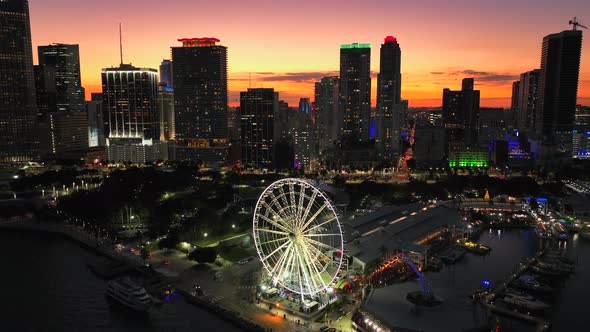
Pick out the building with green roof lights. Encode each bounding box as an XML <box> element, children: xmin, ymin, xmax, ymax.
<box><xmin>340</xmin><ymin>43</ymin><xmax>371</xmax><ymax>49</ymax></box>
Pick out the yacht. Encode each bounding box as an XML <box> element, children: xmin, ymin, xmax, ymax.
<box><xmin>512</xmin><ymin>275</ymin><xmax>554</xmax><ymax>293</ymax></box>
<box><xmin>552</xmin><ymin>223</ymin><xmax>568</xmax><ymax>241</ymax></box>
<box><xmin>534</xmin><ymin>222</ymin><xmax>552</xmax><ymax>239</ymax></box>
<box><xmin>502</xmin><ymin>293</ymin><xmax>550</xmax><ymax>311</ymax></box>
<box><xmin>106</xmin><ymin>277</ymin><xmax>152</xmax><ymax>312</ymax></box>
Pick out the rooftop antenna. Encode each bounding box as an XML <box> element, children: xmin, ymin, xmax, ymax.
<box><xmin>569</xmin><ymin>17</ymin><xmax>588</xmax><ymax>31</ymax></box>
<box><xmin>119</xmin><ymin>22</ymin><xmax>124</xmax><ymax>65</ymax></box>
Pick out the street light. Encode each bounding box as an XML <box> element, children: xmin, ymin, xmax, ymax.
<box><xmin>204</xmin><ymin>233</ymin><xmax>208</xmax><ymax>238</ymax></box>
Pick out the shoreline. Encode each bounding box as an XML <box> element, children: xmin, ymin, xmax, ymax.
<box><xmin>0</xmin><ymin>220</ymin><xmax>266</xmax><ymax>332</ymax></box>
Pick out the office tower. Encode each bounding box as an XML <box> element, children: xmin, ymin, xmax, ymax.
<box><xmin>102</xmin><ymin>64</ymin><xmax>161</xmax><ymax>163</ymax></box>
<box><xmin>37</xmin><ymin>44</ymin><xmax>84</xmax><ymax>112</ymax></box>
<box><xmin>516</xmin><ymin>69</ymin><xmax>540</xmax><ymax>133</ymax></box>
<box><xmin>34</xmin><ymin>64</ymin><xmax>57</xmax><ymax>115</ymax></box>
<box><xmin>478</xmin><ymin>108</ymin><xmax>513</xmax><ymax>147</ymax></box>
<box><xmin>376</xmin><ymin>36</ymin><xmax>402</xmax><ymax>161</ymax></box>
<box><xmin>293</xmin><ymin>110</ymin><xmax>317</xmax><ymax>172</ymax></box>
<box><xmin>38</xmin><ymin>112</ymin><xmax>89</xmax><ymax>157</ymax></box>
<box><xmin>413</xmin><ymin>126</ymin><xmax>446</xmax><ymax>166</ymax></box>
<box><xmin>172</xmin><ymin>38</ymin><xmax>228</xmax><ymax>164</ymax></box>
<box><xmin>158</xmin><ymin>84</ymin><xmax>175</xmax><ymax>141</ymax></box>
<box><xmin>314</xmin><ymin>76</ymin><xmax>339</xmax><ymax>152</ymax></box>
<box><xmin>535</xmin><ymin>30</ymin><xmax>583</xmax><ymax>159</ymax></box>
<box><xmin>0</xmin><ymin>0</ymin><xmax>37</xmax><ymax>161</ymax></box>
<box><xmin>573</xmin><ymin>105</ymin><xmax>590</xmax><ymax>158</ymax></box>
<box><xmin>86</xmin><ymin>96</ymin><xmax>104</xmax><ymax>147</ymax></box>
<box><xmin>339</xmin><ymin>43</ymin><xmax>371</xmax><ymax>144</ymax></box>
<box><xmin>240</xmin><ymin>88</ymin><xmax>278</xmax><ymax>169</ymax></box>
<box><xmin>299</xmin><ymin>98</ymin><xmax>311</xmax><ymax>115</ymax></box>
<box><xmin>274</xmin><ymin>100</ymin><xmax>295</xmax><ymax>169</ymax></box>
<box><xmin>511</xmin><ymin>81</ymin><xmax>520</xmax><ymax>114</ymax></box>
<box><xmin>160</xmin><ymin>59</ymin><xmax>173</xmax><ymax>86</ymax></box>
<box><xmin>442</xmin><ymin>78</ymin><xmax>480</xmax><ymax>144</ymax></box>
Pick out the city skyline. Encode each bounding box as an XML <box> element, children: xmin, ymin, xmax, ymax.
<box><xmin>28</xmin><ymin>0</ymin><xmax>589</xmax><ymax>107</ymax></box>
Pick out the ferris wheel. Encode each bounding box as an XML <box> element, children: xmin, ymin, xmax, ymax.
<box><xmin>253</xmin><ymin>178</ymin><xmax>344</xmax><ymax>297</ymax></box>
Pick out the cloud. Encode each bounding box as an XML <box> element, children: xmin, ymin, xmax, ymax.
<box><xmin>258</xmin><ymin>71</ymin><xmax>339</xmax><ymax>82</ymax></box>
<box><xmin>430</xmin><ymin>71</ymin><xmax>445</xmax><ymax>75</ymax></box>
<box><xmin>452</xmin><ymin>69</ymin><xmax>519</xmax><ymax>83</ymax></box>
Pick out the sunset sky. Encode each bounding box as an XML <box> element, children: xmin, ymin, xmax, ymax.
<box><xmin>29</xmin><ymin>0</ymin><xmax>589</xmax><ymax>108</ymax></box>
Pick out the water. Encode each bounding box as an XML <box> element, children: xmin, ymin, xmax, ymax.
<box><xmin>366</xmin><ymin>229</ymin><xmax>590</xmax><ymax>331</ymax></box>
<box><xmin>0</xmin><ymin>230</ymin><xmax>240</xmax><ymax>332</ymax></box>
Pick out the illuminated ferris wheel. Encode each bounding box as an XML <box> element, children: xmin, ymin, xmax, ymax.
<box><xmin>253</xmin><ymin>178</ymin><xmax>344</xmax><ymax>297</ymax></box>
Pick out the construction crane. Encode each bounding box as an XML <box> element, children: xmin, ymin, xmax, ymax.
<box><xmin>569</xmin><ymin>17</ymin><xmax>588</xmax><ymax>31</ymax></box>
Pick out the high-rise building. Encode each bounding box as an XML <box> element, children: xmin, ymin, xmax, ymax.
<box><xmin>159</xmin><ymin>59</ymin><xmax>173</xmax><ymax>87</ymax></box>
<box><xmin>535</xmin><ymin>30</ymin><xmax>583</xmax><ymax>160</ymax></box>
<box><xmin>339</xmin><ymin>43</ymin><xmax>371</xmax><ymax>145</ymax></box>
<box><xmin>0</xmin><ymin>0</ymin><xmax>38</xmax><ymax>161</ymax></box>
<box><xmin>376</xmin><ymin>36</ymin><xmax>402</xmax><ymax>161</ymax></box>
<box><xmin>37</xmin><ymin>44</ymin><xmax>84</xmax><ymax>112</ymax></box>
<box><xmin>158</xmin><ymin>84</ymin><xmax>175</xmax><ymax>141</ymax></box>
<box><xmin>274</xmin><ymin>100</ymin><xmax>295</xmax><ymax>170</ymax></box>
<box><xmin>102</xmin><ymin>64</ymin><xmax>162</xmax><ymax>163</ymax></box>
<box><xmin>38</xmin><ymin>111</ymin><xmax>89</xmax><ymax>158</ymax></box>
<box><xmin>172</xmin><ymin>38</ymin><xmax>228</xmax><ymax>164</ymax></box>
<box><xmin>240</xmin><ymin>88</ymin><xmax>278</xmax><ymax>169</ymax></box>
<box><xmin>86</xmin><ymin>96</ymin><xmax>104</xmax><ymax>147</ymax></box>
<box><xmin>299</xmin><ymin>98</ymin><xmax>311</xmax><ymax>115</ymax></box>
<box><xmin>511</xmin><ymin>81</ymin><xmax>520</xmax><ymax>114</ymax></box>
<box><xmin>293</xmin><ymin>110</ymin><xmax>317</xmax><ymax>172</ymax></box>
<box><xmin>573</xmin><ymin>105</ymin><xmax>590</xmax><ymax>158</ymax></box>
<box><xmin>516</xmin><ymin>69</ymin><xmax>540</xmax><ymax>133</ymax></box>
<box><xmin>314</xmin><ymin>76</ymin><xmax>339</xmax><ymax>152</ymax></box>
<box><xmin>442</xmin><ymin>78</ymin><xmax>480</xmax><ymax>144</ymax></box>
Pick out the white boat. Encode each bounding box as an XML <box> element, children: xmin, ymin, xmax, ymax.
<box><xmin>502</xmin><ymin>293</ymin><xmax>550</xmax><ymax>311</ymax></box>
<box><xmin>106</xmin><ymin>277</ymin><xmax>152</xmax><ymax>312</ymax></box>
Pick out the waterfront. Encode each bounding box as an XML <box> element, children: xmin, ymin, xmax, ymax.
<box><xmin>365</xmin><ymin>229</ymin><xmax>590</xmax><ymax>331</ymax></box>
<box><xmin>0</xmin><ymin>230</ymin><xmax>241</xmax><ymax>332</ymax></box>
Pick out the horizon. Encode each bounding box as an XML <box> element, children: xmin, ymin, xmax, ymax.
<box><xmin>28</xmin><ymin>0</ymin><xmax>590</xmax><ymax>107</ymax></box>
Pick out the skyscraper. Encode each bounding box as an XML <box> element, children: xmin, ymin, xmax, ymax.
<box><xmin>37</xmin><ymin>44</ymin><xmax>84</xmax><ymax>112</ymax></box>
<box><xmin>339</xmin><ymin>43</ymin><xmax>371</xmax><ymax>145</ymax></box>
<box><xmin>158</xmin><ymin>84</ymin><xmax>175</xmax><ymax>141</ymax></box>
<box><xmin>0</xmin><ymin>0</ymin><xmax>37</xmax><ymax>161</ymax></box>
<box><xmin>442</xmin><ymin>78</ymin><xmax>480</xmax><ymax>144</ymax></box>
<box><xmin>172</xmin><ymin>38</ymin><xmax>228</xmax><ymax>164</ymax></box>
<box><xmin>159</xmin><ymin>59</ymin><xmax>173</xmax><ymax>87</ymax></box>
<box><xmin>511</xmin><ymin>81</ymin><xmax>520</xmax><ymax>114</ymax></box>
<box><xmin>102</xmin><ymin>64</ymin><xmax>161</xmax><ymax>163</ymax></box>
<box><xmin>516</xmin><ymin>69</ymin><xmax>540</xmax><ymax>133</ymax></box>
<box><xmin>535</xmin><ymin>30</ymin><xmax>583</xmax><ymax>159</ymax></box>
<box><xmin>314</xmin><ymin>76</ymin><xmax>339</xmax><ymax>152</ymax></box>
<box><xmin>376</xmin><ymin>36</ymin><xmax>402</xmax><ymax>161</ymax></box>
<box><xmin>87</xmin><ymin>94</ymin><xmax>105</xmax><ymax>147</ymax></box>
<box><xmin>240</xmin><ymin>88</ymin><xmax>278</xmax><ymax>169</ymax></box>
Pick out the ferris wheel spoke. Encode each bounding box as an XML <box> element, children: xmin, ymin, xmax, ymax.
<box><xmin>278</xmin><ymin>186</ymin><xmax>296</xmax><ymax>217</ymax></box>
<box><xmin>259</xmin><ymin>237</ymin><xmax>289</xmax><ymax>246</ymax></box>
<box><xmin>257</xmin><ymin>225</ymin><xmax>289</xmax><ymax>236</ymax></box>
<box><xmin>295</xmin><ymin>184</ymin><xmax>307</xmax><ymax>226</ymax></box>
<box><xmin>300</xmin><ymin>203</ymin><xmax>327</xmax><ymax>231</ymax></box>
<box><xmin>263</xmin><ymin>198</ymin><xmax>291</xmax><ymax>225</ymax></box>
<box><xmin>302</xmin><ymin>238</ymin><xmax>334</xmax><ymax>263</ymax></box>
<box><xmin>260</xmin><ymin>237</ymin><xmax>290</xmax><ymax>263</ymax></box>
<box><xmin>304</xmin><ymin>233</ymin><xmax>342</xmax><ymax>238</ymax></box>
<box><xmin>260</xmin><ymin>204</ymin><xmax>291</xmax><ymax>234</ymax></box>
<box><xmin>299</xmin><ymin>240</ymin><xmax>328</xmax><ymax>289</ymax></box>
<box><xmin>303</xmin><ymin>216</ymin><xmax>337</xmax><ymax>234</ymax></box>
<box><xmin>258</xmin><ymin>212</ymin><xmax>292</xmax><ymax>234</ymax></box>
<box><xmin>295</xmin><ymin>243</ymin><xmax>318</xmax><ymax>293</ymax></box>
<box><xmin>298</xmin><ymin>190</ymin><xmax>317</xmax><ymax>230</ymax></box>
<box><xmin>269</xmin><ymin>242</ymin><xmax>293</xmax><ymax>278</ymax></box>
<box><xmin>288</xmin><ymin>182</ymin><xmax>297</xmax><ymax>216</ymax></box>
<box><xmin>303</xmin><ymin>236</ymin><xmax>338</xmax><ymax>253</ymax></box>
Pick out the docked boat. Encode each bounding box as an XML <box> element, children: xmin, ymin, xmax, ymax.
<box><xmin>502</xmin><ymin>293</ymin><xmax>550</xmax><ymax>312</ymax></box>
<box><xmin>530</xmin><ymin>265</ymin><xmax>565</xmax><ymax>278</ymax></box>
<box><xmin>106</xmin><ymin>277</ymin><xmax>152</xmax><ymax>312</ymax></box>
<box><xmin>552</xmin><ymin>223</ymin><xmax>568</xmax><ymax>241</ymax></box>
<box><xmin>440</xmin><ymin>247</ymin><xmax>466</xmax><ymax>264</ymax></box>
<box><xmin>511</xmin><ymin>275</ymin><xmax>555</xmax><ymax>293</ymax></box>
<box><xmin>457</xmin><ymin>241</ymin><xmax>491</xmax><ymax>255</ymax></box>
<box><xmin>536</xmin><ymin>261</ymin><xmax>574</xmax><ymax>274</ymax></box>
<box><xmin>535</xmin><ymin>222</ymin><xmax>552</xmax><ymax>239</ymax></box>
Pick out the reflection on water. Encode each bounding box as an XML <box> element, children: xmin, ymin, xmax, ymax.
<box><xmin>0</xmin><ymin>230</ymin><xmax>239</xmax><ymax>332</ymax></box>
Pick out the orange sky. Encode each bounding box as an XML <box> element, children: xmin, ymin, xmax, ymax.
<box><xmin>28</xmin><ymin>0</ymin><xmax>590</xmax><ymax>108</ymax></box>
